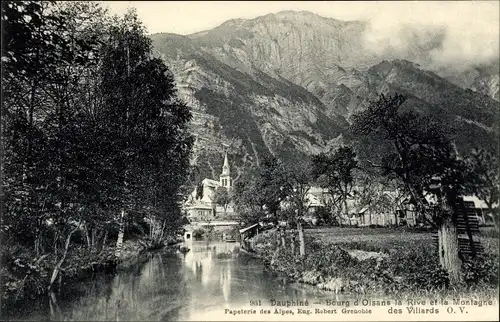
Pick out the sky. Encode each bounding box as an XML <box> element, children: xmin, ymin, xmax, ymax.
<box><xmin>103</xmin><ymin>1</ymin><xmax>499</xmax><ymax>66</ymax></box>
<box><xmin>102</xmin><ymin>1</ymin><xmax>499</xmax><ymax>35</ymax></box>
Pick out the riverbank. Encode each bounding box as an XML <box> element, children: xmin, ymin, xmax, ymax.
<box><xmin>245</xmin><ymin>228</ymin><xmax>499</xmax><ymax>299</ymax></box>
<box><xmin>0</xmin><ymin>238</ymin><xmax>182</xmax><ymax>311</ymax></box>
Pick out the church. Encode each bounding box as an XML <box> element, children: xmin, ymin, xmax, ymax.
<box><xmin>184</xmin><ymin>152</ymin><xmax>236</xmax><ymax>222</ymax></box>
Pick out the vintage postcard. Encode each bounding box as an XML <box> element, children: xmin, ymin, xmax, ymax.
<box><xmin>1</xmin><ymin>1</ymin><xmax>498</xmax><ymax>321</ymax></box>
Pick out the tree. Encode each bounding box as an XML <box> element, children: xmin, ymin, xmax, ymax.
<box><xmin>233</xmin><ymin>154</ymin><xmax>289</xmax><ymax>226</ymax></box>
<box><xmin>96</xmin><ymin>8</ymin><xmax>193</xmax><ymax>249</ymax></box>
<box><xmin>352</xmin><ymin>171</ymin><xmax>407</xmax><ymax>226</ymax></box>
<box><xmin>2</xmin><ymin>0</ymin><xmax>105</xmax><ymax>290</ymax></box>
<box><xmin>1</xmin><ymin>2</ymin><xmax>193</xmax><ymax>294</ymax></box>
<box><xmin>232</xmin><ymin>177</ymin><xmax>263</xmax><ymax>225</ymax></box>
<box><xmin>468</xmin><ymin>149</ymin><xmax>498</xmax><ymax>227</ymax></box>
<box><xmin>311</xmin><ymin>146</ymin><xmax>358</xmax><ymax>226</ymax></box>
<box><xmin>254</xmin><ymin>154</ymin><xmax>290</xmax><ymax>220</ymax></box>
<box><xmin>350</xmin><ymin>93</ymin><xmax>473</xmax><ymax>285</ymax></box>
<box><xmin>281</xmin><ymin>158</ymin><xmax>314</xmax><ymax>257</ymax></box>
<box><xmin>214</xmin><ymin>186</ymin><xmax>231</xmax><ymax>212</ymax></box>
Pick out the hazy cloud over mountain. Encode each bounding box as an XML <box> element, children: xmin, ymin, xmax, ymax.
<box><xmin>105</xmin><ymin>1</ymin><xmax>499</xmax><ymax>71</ymax></box>
<box><xmin>362</xmin><ymin>1</ymin><xmax>499</xmax><ymax>70</ymax></box>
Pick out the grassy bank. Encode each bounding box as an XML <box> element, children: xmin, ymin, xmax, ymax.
<box><xmin>249</xmin><ymin>227</ymin><xmax>499</xmax><ymax>299</ymax></box>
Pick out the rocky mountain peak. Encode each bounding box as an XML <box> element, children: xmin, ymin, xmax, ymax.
<box><xmin>150</xmin><ymin>10</ymin><xmax>499</xmax><ymax>181</ymax></box>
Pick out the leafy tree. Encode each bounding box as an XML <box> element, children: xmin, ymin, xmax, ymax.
<box><xmin>253</xmin><ymin>154</ymin><xmax>290</xmax><ymax>219</ymax></box>
<box><xmin>311</xmin><ymin>146</ymin><xmax>358</xmax><ymax>226</ymax></box>
<box><xmin>2</xmin><ymin>0</ymin><xmax>105</xmax><ymax>289</ymax></box>
<box><xmin>282</xmin><ymin>159</ymin><xmax>312</xmax><ymax>219</ymax></box>
<box><xmin>467</xmin><ymin>149</ymin><xmax>499</xmax><ymax>227</ymax></box>
<box><xmin>232</xmin><ymin>169</ymin><xmax>266</xmax><ymax>225</ymax></box>
<box><xmin>214</xmin><ymin>186</ymin><xmax>231</xmax><ymax>212</ymax></box>
<box><xmin>232</xmin><ymin>154</ymin><xmax>289</xmax><ymax>226</ymax></box>
<box><xmin>281</xmin><ymin>158</ymin><xmax>313</xmax><ymax>256</ymax></box>
<box><xmin>233</xmin><ymin>154</ymin><xmax>289</xmax><ymax>225</ymax></box>
<box><xmin>96</xmin><ymin>8</ymin><xmax>193</xmax><ymax>246</ymax></box>
<box><xmin>352</xmin><ymin>171</ymin><xmax>407</xmax><ymax>226</ymax></box>
<box><xmin>350</xmin><ymin>93</ymin><xmax>474</xmax><ymax>285</ymax></box>
<box><xmin>1</xmin><ymin>2</ymin><xmax>193</xmax><ymax>294</ymax></box>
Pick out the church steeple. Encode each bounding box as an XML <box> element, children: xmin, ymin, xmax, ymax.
<box><xmin>219</xmin><ymin>152</ymin><xmax>231</xmax><ymax>189</ymax></box>
<box><xmin>222</xmin><ymin>152</ymin><xmax>230</xmax><ymax>176</ymax></box>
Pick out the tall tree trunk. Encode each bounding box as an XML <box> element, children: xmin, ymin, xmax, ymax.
<box><xmin>115</xmin><ymin>210</ymin><xmax>125</xmax><ymax>257</ymax></box>
<box><xmin>438</xmin><ymin>214</ymin><xmax>462</xmax><ymax>285</ymax></box>
<box><xmin>298</xmin><ymin>222</ymin><xmax>305</xmax><ymax>258</ymax></box>
<box><xmin>49</xmin><ymin>291</ymin><xmax>62</xmax><ymax>321</ymax></box>
<box><xmin>91</xmin><ymin>229</ymin><xmax>96</xmax><ymax>249</ymax></box>
<box><xmin>438</xmin><ymin>191</ymin><xmax>463</xmax><ymax>285</ymax></box>
<box><xmin>99</xmin><ymin>229</ymin><xmax>108</xmax><ymax>254</ymax></box>
<box><xmin>343</xmin><ymin>197</ymin><xmax>349</xmax><ymax>226</ymax></box>
<box><xmin>34</xmin><ymin>220</ymin><xmax>42</xmax><ymax>257</ymax></box>
<box><xmin>84</xmin><ymin>224</ymin><xmax>91</xmax><ymax>248</ymax></box>
<box><xmin>48</xmin><ymin>225</ymin><xmax>79</xmax><ymax>290</ymax></box>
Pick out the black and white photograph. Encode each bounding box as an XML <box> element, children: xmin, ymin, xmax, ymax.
<box><xmin>1</xmin><ymin>1</ymin><xmax>499</xmax><ymax>321</ymax></box>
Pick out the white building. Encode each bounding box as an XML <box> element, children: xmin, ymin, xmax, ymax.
<box><xmin>184</xmin><ymin>153</ymin><xmax>236</xmax><ymax>221</ymax></box>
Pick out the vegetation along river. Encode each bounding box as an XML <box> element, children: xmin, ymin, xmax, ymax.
<box><xmin>4</xmin><ymin>241</ymin><xmax>351</xmax><ymax>321</ymax></box>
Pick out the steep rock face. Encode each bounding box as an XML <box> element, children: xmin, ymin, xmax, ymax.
<box><xmin>152</xmin><ymin>32</ymin><xmax>348</xmax><ymax>181</ymax></box>
<box><xmin>186</xmin><ymin>11</ymin><xmax>498</xmax><ymax>102</ymax></box>
<box><xmin>187</xmin><ymin>12</ymin><xmax>377</xmax><ymax>115</ymax></box>
<box><xmin>440</xmin><ymin>63</ymin><xmax>500</xmax><ymax>102</ymax></box>
<box><xmin>354</xmin><ymin>60</ymin><xmax>499</xmax><ymax>154</ymax></box>
<box><xmin>150</xmin><ymin>11</ymin><xmax>499</xmax><ymax>181</ymax></box>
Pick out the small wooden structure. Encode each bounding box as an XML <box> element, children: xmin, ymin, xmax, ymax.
<box><xmin>432</xmin><ymin>199</ymin><xmax>483</xmax><ymax>257</ymax></box>
<box><xmin>239</xmin><ymin>223</ymin><xmax>262</xmax><ymax>251</ymax></box>
<box><xmin>184</xmin><ymin>230</ymin><xmax>193</xmax><ymax>241</ymax></box>
<box><xmin>239</xmin><ymin>223</ymin><xmax>261</xmax><ymax>238</ymax></box>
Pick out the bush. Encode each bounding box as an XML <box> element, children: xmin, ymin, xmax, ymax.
<box><xmin>249</xmin><ymin>227</ymin><xmax>498</xmax><ymax>297</ymax></box>
<box><xmin>462</xmin><ymin>253</ymin><xmax>499</xmax><ymax>286</ymax></box>
<box><xmin>480</xmin><ymin>226</ymin><xmax>499</xmax><ymax>239</ymax></box>
<box><xmin>192</xmin><ymin>228</ymin><xmax>205</xmax><ymax>239</ymax></box>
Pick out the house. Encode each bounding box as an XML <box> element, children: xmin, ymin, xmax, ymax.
<box><xmin>462</xmin><ymin>195</ymin><xmax>497</xmax><ymax>225</ymax></box>
<box><xmin>184</xmin><ymin>152</ymin><xmax>236</xmax><ymax>222</ymax></box>
<box><xmin>305</xmin><ymin>186</ymin><xmax>328</xmax><ymax>213</ymax></box>
<box><xmin>349</xmin><ymin>189</ymin><xmax>419</xmax><ymax>227</ymax></box>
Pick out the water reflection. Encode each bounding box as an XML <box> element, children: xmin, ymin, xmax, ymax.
<box><xmin>6</xmin><ymin>241</ymin><xmax>343</xmax><ymax>321</ymax></box>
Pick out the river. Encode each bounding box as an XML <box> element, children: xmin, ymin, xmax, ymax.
<box><xmin>4</xmin><ymin>241</ymin><xmax>349</xmax><ymax>321</ymax></box>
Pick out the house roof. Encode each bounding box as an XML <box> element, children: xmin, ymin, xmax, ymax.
<box><xmin>358</xmin><ymin>206</ymin><xmax>369</xmax><ymax>214</ymax></box>
<box><xmin>307</xmin><ymin>193</ymin><xmax>323</xmax><ymax>207</ymax></box>
<box><xmin>463</xmin><ymin>195</ymin><xmax>495</xmax><ymax>209</ymax></box>
<box><xmin>308</xmin><ymin>186</ymin><xmax>329</xmax><ymax>196</ymax></box>
<box><xmin>202</xmin><ymin>178</ymin><xmax>220</xmax><ymax>187</ymax></box>
<box><xmin>239</xmin><ymin>223</ymin><xmax>261</xmax><ymax>234</ymax></box>
<box><xmin>187</xmin><ymin>200</ymin><xmax>214</xmax><ymax>210</ymax></box>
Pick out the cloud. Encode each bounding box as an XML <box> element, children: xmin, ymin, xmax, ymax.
<box><xmin>105</xmin><ymin>1</ymin><xmax>499</xmax><ymax>70</ymax></box>
<box><xmin>361</xmin><ymin>1</ymin><xmax>499</xmax><ymax>70</ymax></box>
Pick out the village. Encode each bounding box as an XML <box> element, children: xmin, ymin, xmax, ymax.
<box><xmin>178</xmin><ymin>146</ymin><xmax>498</xmax><ymax>299</ymax></box>
<box><xmin>182</xmin><ymin>152</ymin><xmax>495</xmax><ymax>241</ymax></box>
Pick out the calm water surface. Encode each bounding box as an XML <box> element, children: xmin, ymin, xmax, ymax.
<box><xmin>5</xmin><ymin>241</ymin><xmax>346</xmax><ymax>321</ymax></box>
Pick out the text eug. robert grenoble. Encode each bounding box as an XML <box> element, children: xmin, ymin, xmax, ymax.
<box><xmin>223</xmin><ymin>298</ymin><xmax>494</xmax><ymax>316</ymax></box>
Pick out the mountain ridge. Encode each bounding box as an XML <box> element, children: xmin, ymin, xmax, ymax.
<box><xmin>150</xmin><ymin>10</ymin><xmax>499</xmax><ymax>182</ymax></box>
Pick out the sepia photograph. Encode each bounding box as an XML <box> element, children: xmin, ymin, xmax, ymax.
<box><xmin>1</xmin><ymin>1</ymin><xmax>499</xmax><ymax>321</ymax></box>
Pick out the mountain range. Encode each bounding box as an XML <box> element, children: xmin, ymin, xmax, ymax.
<box><xmin>150</xmin><ymin>11</ymin><xmax>499</xmax><ymax>182</ymax></box>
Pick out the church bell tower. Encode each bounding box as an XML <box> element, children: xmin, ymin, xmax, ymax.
<box><xmin>219</xmin><ymin>152</ymin><xmax>232</xmax><ymax>189</ymax></box>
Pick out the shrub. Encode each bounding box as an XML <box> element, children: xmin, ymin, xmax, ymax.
<box><xmin>462</xmin><ymin>253</ymin><xmax>499</xmax><ymax>286</ymax></box>
<box><xmin>249</xmin><ymin>227</ymin><xmax>498</xmax><ymax>297</ymax></box>
<box><xmin>192</xmin><ymin>228</ymin><xmax>205</xmax><ymax>239</ymax></box>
